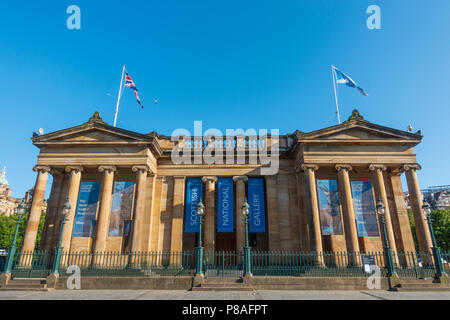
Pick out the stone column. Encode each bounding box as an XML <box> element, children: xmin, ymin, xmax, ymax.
<box><xmin>40</xmin><ymin>171</ymin><xmax>64</xmax><ymax>251</ymax></box>
<box><xmin>60</xmin><ymin>166</ymin><xmax>83</xmax><ymax>253</ymax></box>
<box><xmin>233</xmin><ymin>176</ymin><xmax>248</xmax><ymax>253</ymax></box>
<box><xmin>170</xmin><ymin>176</ymin><xmax>186</xmax><ymax>263</ymax></box>
<box><xmin>149</xmin><ymin>176</ymin><xmax>163</xmax><ymax>252</ymax></box>
<box><xmin>266</xmin><ymin>176</ymin><xmax>281</xmax><ymax>251</ymax></box>
<box><xmin>301</xmin><ymin>164</ymin><xmax>324</xmax><ymax>261</ymax></box>
<box><xmin>336</xmin><ymin>164</ymin><xmax>360</xmax><ymax>253</ymax></box>
<box><xmin>202</xmin><ymin>176</ymin><xmax>217</xmax><ymax>252</ymax></box>
<box><xmin>92</xmin><ymin>166</ymin><xmax>116</xmax><ymax>254</ymax></box>
<box><xmin>22</xmin><ymin>165</ymin><xmax>51</xmax><ymax>253</ymax></box>
<box><xmin>403</xmin><ymin>163</ymin><xmax>433</xmax><ymax>252</ymax></box>
<box><xmin>369</xmin><ymin>164</ymin><xmax>397</xmax><ymax>254</ymax></box>
<box><xmin>130</xmin><ymin>165</ymin><xmax>150</xmax><ymax>253</ymax></box>
<box><xmin>277</xmin><ymin>175</ymin><xmax>293</xmax><ymax>250</ymax></box>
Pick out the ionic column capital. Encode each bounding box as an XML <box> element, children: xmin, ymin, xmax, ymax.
<box><xmin>402</xmin><ymin>163</ymin><xmax>422</xmax><ymax>172</ymax></box>
<box><xmin>132</xmin><ymin>165</ymin><xmax>151</xmax><ymax>174</ymax></box>
<box><xmin>368</xmin><ymin>164</ymin><xmax>387</xmax><ymax>172</ymax></box>
<box><xmin>33</xmin><ymin>165</ymin><xmax>52</xmax><ymax>174</ymax></box>
<box><xmin>233</xmin><ymin>176</ymin><xmax>248</xmax><ymax>183</ymax></box>
<box><xmin>335</xmin><ymin>164</ymin><xmax>353</xmax><ymax>172</ymax></box>
<box><xmin>65</xmin><ymin>165</ymin><xmax>84</xmax><ymax>174</ymax></box>
<box><xmin>98</xmin><ymin>165</ymin><xmax>117</xmax><ymax>173</ymax></box>
<box><xmin>202</xmin><ymin>176</ymin><xmax>218</xmax><ymax>183</ymax></box>
<box><xmin>301</xmin><ymin>164</ymin><xmax>319</xmax><ymax>172</ymax></box>
<box><xmin>49</xmin><ymin>168</ymin><xmax>63</xmax><ymax>175</ymax></box>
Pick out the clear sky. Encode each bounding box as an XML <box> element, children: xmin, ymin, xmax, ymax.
<box><xmin>1</xmin><ymin>1</ymin><xmax>449</xmax><ymax>198</ymax></box>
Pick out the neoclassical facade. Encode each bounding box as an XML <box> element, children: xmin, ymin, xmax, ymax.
<box><xmin>21</xmin><ymin>110</ymin><xmax>433</xmax><ymax>255</ymax></box>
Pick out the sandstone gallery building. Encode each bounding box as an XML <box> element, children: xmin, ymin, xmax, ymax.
<box><xmin>21</xmin><ymin>110</ymin><xmax>433</xmax><ymax>259</ymax></box>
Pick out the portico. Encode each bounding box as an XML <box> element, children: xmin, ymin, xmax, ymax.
<box><xmin>22</xmin><ymin>110</ymin><xmax>431</xmax><ymax>259</ymax></box>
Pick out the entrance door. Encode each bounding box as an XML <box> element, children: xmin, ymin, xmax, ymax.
<box><xmin>215</xmin><ymin>233</ymin><xmax>236</xmax><ymax>252</ymax></box>
<box><xmin>205</xmin><ymin>233</ymin><xmax>242</xmax><ymax>278</ymax></box>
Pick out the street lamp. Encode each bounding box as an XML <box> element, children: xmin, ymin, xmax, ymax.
<box><xmin>51</xmin><ymin>198</ymin><xmax>71</xmax><ymax>275</ymax></box>
<box><xmin>3</xmin><ymin>199</ymin><xmax>29</xmax><ymax>274</ymax></box>
<box><xmin>376</xmin><ymin>198</ymin><xmax>397</xmax><ymax>278</ymax></box>
<box><xmin>241</xmin><ymin>198</ymin><xmax>252</xmax><ymax>276</ymax></box>
<box><xmin>195</xmin><ymin>198</ymin><xmax>205</xmax><ymax>276</ymax></box>
<box><xmin>422</xmin><ymin>200</ymin><xmax>447</xmax><ymax>279</ymax></box>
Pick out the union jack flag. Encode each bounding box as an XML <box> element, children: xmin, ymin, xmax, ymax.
<box><xmin>125</xmin><ymin>71</ymin><xmax>144</xmax><ymax>108</ymax></box>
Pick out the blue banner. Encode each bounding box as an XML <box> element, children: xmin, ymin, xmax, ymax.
<box><xmin>351</xmin><ymin>181</ymin><xmax>379</xmax><ymax>237</ymax></box>
<box><xmin>73</xmin><ymin>182</ymin><xmax>100</xmax><ymax>237</ymax></box>
<box><xmin>248</xmin><ymin>178</ymin><xmax>266</xmax><ymax>233</ymax></box>
<box><xmin>217</xmin><ymin>178</ymin><xmax>234</xmax><ymax>233</ymax></box>
<box><xmin>184</xmin><ymin>178</ymin><xmax>203</xmax><ymax>233</ymax></box>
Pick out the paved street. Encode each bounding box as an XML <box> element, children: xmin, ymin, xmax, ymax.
<box><xmin>0</xmin><ymin>290</ymin><xmax>449</xmax><ymax>300</ymax></box>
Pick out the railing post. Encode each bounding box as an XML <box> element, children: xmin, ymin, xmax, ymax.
<box><xmin>426</xmin><ymin>215</ymin><xmax>448</xmax><ymax>284</ymax></box>
<box><xmin>47</xmin><ymin>216</ymin><xmax>68</xmax><ymax>288</ymax></box>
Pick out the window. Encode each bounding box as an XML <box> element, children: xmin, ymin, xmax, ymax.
<box><xmin>108</xmin><ymin>181</ymin><xmax>135</xmax><ymax>237</ymax></box>
<box><xmin>316</xmin><ymin>179</ymin><xmax>343</xmax><ymax>235</ymax></box>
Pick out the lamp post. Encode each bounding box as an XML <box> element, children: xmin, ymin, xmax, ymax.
<box><xmin>377</xmin><ymin>198</ymin><xmax>397</xmax><ymax>278</ymax></box>
<box><xmin>50</xmin><ymin>198</ymin><xmax>71</xmax><ymax>275</ymax></box>
<box><xmin>241</xmin><ymin>198</ymin><xmax>252</xmax><ymax>276</ymax></box>
<box><xmin>3</xmin><ymin>199</ymin><xmax>28</xmax><ymax>274</ymax></box>
<box><xmin>422</xmin><ymin>200</ymin><xmax>447</xmax><ymax>280</ymax></box>
<box><xmin>195</xmin><ymin>199</ymin><xmax>205</xmax><ymax>276</ymax></box>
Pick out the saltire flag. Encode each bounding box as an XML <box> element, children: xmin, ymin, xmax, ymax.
<box><xmin>333</xmin><ymin>67</ymin><xmax>368</xmax><ymax>96</ymax></box>
<box><xmin>125</xmin><ymin>71</ymin><xmax>144</xmax><ymax>108</ymax></box>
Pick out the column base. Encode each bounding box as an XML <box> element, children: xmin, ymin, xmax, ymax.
<box><xmin>387</xmin><ymin>273</ymin><xmax>401</xmax><ymax>290</ymax></box>
<box><xmin>243</xmin><ymin>273</ymin><xmax>254</xmax><ymax>287</ymax></box>
<box><xmin>47</xmin><ymin>273</ymin><xmax>60</xmax><ymax>289</ymax></box>
<box><xmin>0</xmin><ymin>273</ymin><xmax>11</xmax><ymax>288</ymax></box>
<box><xmin>193</xmin><ymin>273</ymin><xmax>205</xmax><ymax>287</ymax></box>
<box><xmin>433</xmin><ymin>273</ymin><xmax>449</xmax><ymax>285</ymax></box>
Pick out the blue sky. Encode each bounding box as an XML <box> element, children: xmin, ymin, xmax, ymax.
<box><xmin>1</xmin><ymin>1</ymin><xmax>449</xmax><ymax>198</ymax></box>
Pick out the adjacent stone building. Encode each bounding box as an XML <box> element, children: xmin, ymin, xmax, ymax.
<box><xmin>0</xmin><ymin>167</ymin><xmax>48</xmax><ymax>217</ymax></box>
<box><xmin>0</xmin><ymin>167</ymin><xmax>21</xmax><ymax>217</ymax></box>
<box><xmin>21</xmin><ymin>110</ymin><xmax>434</xmax><ymax>255</ymax></box>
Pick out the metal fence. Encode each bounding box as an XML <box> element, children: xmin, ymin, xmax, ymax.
<box><xmin>252</xmin><ymin>251</ymin><xmax>388</xmax><ymax>277</ymax></box>
<box><xmin>8</xmin><ymin>250</ymin><xmax>53</xmax><ymax>278</ymax></box>
<box><xmin>1</xmin><ymin>250</ymin><xmax>448</xmax><ymax>279</ymax></box>
<box><xmin>0</xmin><ymin>252</ymin><xmax>7</xmax><ymax>273</ymax></box>
<box><xmin>57</xmin><ymin>251</ymin><xmax>196</xmax><ymax>277</ymax></box>
<box><xmin>203</xmin><ymin>251</ymin><xmax>244</xmax><ymax>278</ymax></box>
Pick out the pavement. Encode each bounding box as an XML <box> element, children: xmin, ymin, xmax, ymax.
<box><xmin>0</xmin><ymin>290</ymin><xmax>449</xmax><ymax>300</ymax></box>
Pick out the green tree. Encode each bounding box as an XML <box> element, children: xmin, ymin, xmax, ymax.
<box><xmin>429</xmin><ymin>210</ymin><xmax>450</xmax><ymax>251</ymax></box>
<box><xmin>0</xmin><ymin>211</ymin><xmax>47</xmax><ymax>251</ymax></box>
<box><xmin>408</xmin><ymin>209</ymin><xmax>450</xmax><ymax>252</ymax></box>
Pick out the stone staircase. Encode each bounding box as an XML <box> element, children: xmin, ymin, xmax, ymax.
<box><xmin>0</xmin><ymin>278</ymin><xmax>49</xmax><ymax>291</ymax></box>
<box><xmin>192</xmin><ymin>277</ymin><xmax>253</xmax><ymax>291</ymax></box>
<box><xmin>394</xmin><ymin>279</ymin><xmax>450</xmax><ymax>292</ymax></box>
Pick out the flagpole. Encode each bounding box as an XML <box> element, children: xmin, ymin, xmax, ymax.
<box><xmin>331</xmin><ymin>65</ymin><xmax>341</xmax><ymax>124</ymax></box>
<box><xmin>113</xmin><ymin>64</ymin><xmax>126</xmax><ymax>127</ymax></box>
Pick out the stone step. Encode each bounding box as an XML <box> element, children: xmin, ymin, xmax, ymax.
<box><xmin>9</xmin><ymin>279</ymin><xmax>46</xmax><ymax>284</ymax></box>
<box><xmin>0</xmin><ymin>287</ymin><xmax>48</xmax><ymax>292</ymax></box>
<box><xmin>204</xmin><ymin>278</ymin><xmax>243</xmax><ymax>284</ymax></box>
<box><xmin>192</xmin><ymin>286</ymin><xmax>253</xmax><ymax>292</ymax></box>
<box><xmin>396</xmin><ymin>287</ymin><xmax>450</xmax><ymax>292</ymax></box>
<box><xmin>1</xmin><ymin>278</ymin><xmax>48</xmax><ymax>291</ymax></box>
<box><xmin>394</xmin><ymin>279</ymin><xmax>450</xmax><ymax>292</ymax></box>
<box><xmin>201</xmin><ymin>283</ymin><xmax>248</xmax><ymax>288</ymax></box>
<box><xmin>5</xmin><ymin>283</ymin><xmax>46</xmax><ymax>288</ymax></box>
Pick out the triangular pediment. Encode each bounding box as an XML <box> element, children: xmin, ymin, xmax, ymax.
<box><xmin>299</xmin><ymin>121</ymin><xmax>422</xmax><ymax>142</ymax></box>
<box><xmin>32</xmin><ymin>112</ymin><xmax>153</xmax><ymax>145</ymax></box>
<box><xmin>311</xmin><ymin>126</ymin><xmax>404</xmax><ymax>140</ymax></box>
<box><xmin>50</xmin><ymin>128</ymin><xmax>143</xmax><ymax>143</ymax></box>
